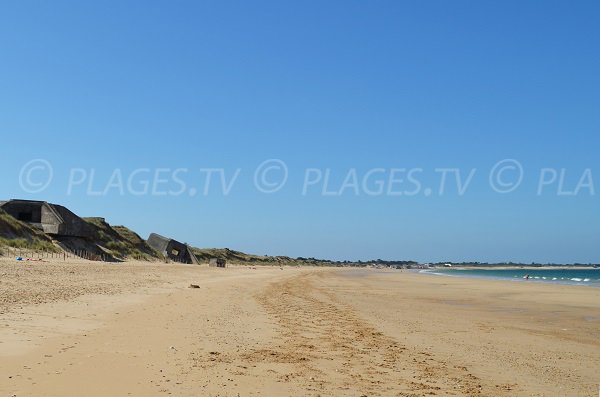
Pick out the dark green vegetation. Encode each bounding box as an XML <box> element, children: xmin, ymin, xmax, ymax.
<box><xmin>191</xmin><ymin>247</ymin><xmax>344</xmax><ymax>267</ymax></box>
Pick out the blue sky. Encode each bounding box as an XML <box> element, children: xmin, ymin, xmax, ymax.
<box><xmin>1</xmin><ymin>1</ymin><xmax>598</xmax><ymax>263</ymax></box>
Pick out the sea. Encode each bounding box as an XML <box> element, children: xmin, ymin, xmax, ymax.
<box><xmin>423</xmin><ymin>268</ymin><xmax>600</xmax><ymax>286</ymax></box>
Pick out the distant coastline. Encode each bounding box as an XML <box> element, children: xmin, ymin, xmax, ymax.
<box><xmin>421</xmin><ymin>267</ymin><xmax>600</xmax><ymax>287</ymax></box>
<box><xmin>432</xmin><ymin>265</ymin><xmax>600</xmax><ymax>270</ymax></box>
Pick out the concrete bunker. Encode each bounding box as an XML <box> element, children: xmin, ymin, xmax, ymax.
<box><xmin>209</xmin><ymin>258</ymin><xmax>227</xmax><ymax>268</ymax></box>
<box><xmin>147</xmin><ymin>233</ymin><xmax>198</xmax><ymax>264</ymax></box>
<box><xmin>0</xmin><ymin>199</ymin><xmax>93</xmax><ymax>237</ymax></box>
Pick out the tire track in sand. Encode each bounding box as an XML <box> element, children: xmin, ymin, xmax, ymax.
<box><xmin>249</xmin><ymin>271</ymin><xmax>490</xmax><ymax>397</ymax></box>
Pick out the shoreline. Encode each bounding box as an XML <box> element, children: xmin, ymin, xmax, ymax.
<box><xmin>420</xmin><ymin>267</ymin><xmax>600</xmax><ymax>287</ymax></box>
<box><xmin>1</xmin><ymin>260</ymin><xmax>598</xmax><ymax>396</ymax></box>
<box><xmin>430</xmin><ymin>265</ymin><xmax>599</xmax><ymax>270</ymax></box>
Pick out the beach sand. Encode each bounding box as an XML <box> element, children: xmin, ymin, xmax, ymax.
<box><xmin>0</xmin><ymin>259</ymin><xmax>598</xmax><ymax>396</ymax></box>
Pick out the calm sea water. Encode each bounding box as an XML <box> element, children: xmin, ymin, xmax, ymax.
<box><xmin>424</xmin><ymin>268</ymin><xmax>600</xmax><ymax>286</ymax></box>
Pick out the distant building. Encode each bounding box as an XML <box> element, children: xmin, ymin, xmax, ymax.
<box><xmin>147</xmin><ymin>233</ymin><xmax>198</xmax><ymax>264</ymax></box>
<box><xmin>0</xmin><ymin>199</ymin><xmax>93</xmax><ymax>237</ymax></box>
<box><xmin>209</xmin><ymin>258</ymin><xmax>226</xmax><ymax>268</ymax></box>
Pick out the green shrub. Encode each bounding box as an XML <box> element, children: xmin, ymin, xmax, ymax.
<box><xmin>0</xmin><ymin>237</ymin><xmax>59</xmax><ymax>252</ymax></box>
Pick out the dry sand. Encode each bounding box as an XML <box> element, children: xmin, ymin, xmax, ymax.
<box><xmin>0</xmin><ymin>258</ymin><xmax>598</xmax><ymax>396</ymax></box>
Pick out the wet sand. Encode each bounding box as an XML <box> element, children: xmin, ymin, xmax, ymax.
<box><xmin>0</xmin><ymin>259</ymin><xmax>598</xmax><ymax>396</ymax></box>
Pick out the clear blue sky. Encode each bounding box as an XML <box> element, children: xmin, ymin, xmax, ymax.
<box><xmin>1</xmin><ymin>1</ymin><xmax>598</xmax><ymax>263</ymax></box>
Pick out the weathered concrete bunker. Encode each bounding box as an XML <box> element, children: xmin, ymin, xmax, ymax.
<box><xmin>147</xmin><ymin>233</ymin><xmax>198</xmax><ymax>264</ymax></box>
<box><xmin>209</xmin><ymin>258</ymin><xmax>227</xmax><ymax>268</ymax></box>
<box><xmin>0</xmin><ymin>199</ymin><xmax>93</xmax><ymax>237</ymax></box>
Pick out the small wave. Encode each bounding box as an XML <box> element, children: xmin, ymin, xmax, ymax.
<box><xmin>583</xmin><ymin>278</ymin><xmax>590</xmax><ymax>282</ymax></box>
<box><xmin>571</xmin><ymin>278</ymin><xmax>583</xmax><ymax>282</ymax></box>
<box><xmin>423</xmin><ymin>271</ymin><xmax>453</xmax><ymax>277</ymax></box>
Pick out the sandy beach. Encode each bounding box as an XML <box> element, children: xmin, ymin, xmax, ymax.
<box><xmin>0</xmin><ymin>259</ymin><xmax>598</xmax><ymax>397</ymax></box>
